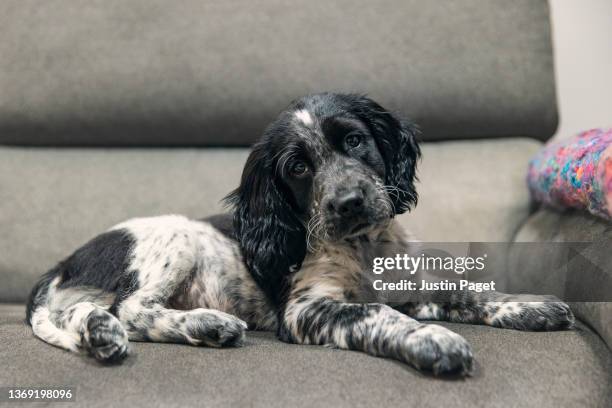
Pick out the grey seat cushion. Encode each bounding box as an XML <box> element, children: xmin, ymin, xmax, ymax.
<box><xmin>0</xmin><ymin>304</ymin><xmax>610</xmax><ymax>408</ymax></box>
<box><xmin>0</xmin><ymin>0</ymin><xmax>557</xmax><ymax>146</ymax></box>
<box><xmin>0</xmin><ymin>138</ymin><xmax>541</xmax><ymax>302</ymax></box>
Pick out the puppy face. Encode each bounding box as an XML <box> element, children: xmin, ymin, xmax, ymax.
<box><xmin>267</xmin><ymin>93</ymin><xmax>419</xmax><ymax>244</ymax></box>
<box><xmin>275</xmin><ymin>102</ymin><xmax>392</xmax><ymax>242</ymax></box>
<box><xmin>227</xmin><ymin>93</ymin><xmax>420</xmax><ymax>304</ymax></box>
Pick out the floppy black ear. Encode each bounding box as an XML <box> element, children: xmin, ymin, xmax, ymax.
<box><xmin>224</xmin><ymin>142</ymin><xmax>306</xmax><ymax>307</ymax></box>
<box><xmin>383</xmin><ymin>119</ymin><xmax>421</xmax><ymax>214</ymax></box>
<box><xmin>351</xmin><ymin>95</ymin><xmax>421</xmax><ymax>214</ymax></box>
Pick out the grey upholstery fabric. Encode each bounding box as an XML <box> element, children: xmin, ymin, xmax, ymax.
<box><xmin>0</xmin><ymin>0</ymin><xmax>557</xmax><ymax>146</ymax></box>
<box><xmin>405</xmin><ymin>138</ymin><xmax>542</xmax><ymax>242</ymax></box>
<box><xmin>1</xmin><ymin>304</ymin><xmax>609</xmax><ymax>408</ymax></box>
<box><xmin>510</xmin><ymin>209</ymin><xmax>612</xmax><ymax>350</ymax></box>
<box><xmin>0</xmin><ymin>138</ymin><xmax>540</xmax><ymax>302</ymax></box>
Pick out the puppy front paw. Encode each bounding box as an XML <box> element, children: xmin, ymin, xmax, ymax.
<box><xmin>403</xmin><ymin>324</ymin><xmax>473</xmax><ymax>376</ymax></box>
<box><xmin>487</xmin><ymin>299</ymin><xmax>575</xmax><ymax>331</ymax></box>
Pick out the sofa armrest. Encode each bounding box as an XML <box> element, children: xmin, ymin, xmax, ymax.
<box><xmin>509</xmin><ymin>208</ymin><xmax>612</xmax><ymax>350</ymax></box>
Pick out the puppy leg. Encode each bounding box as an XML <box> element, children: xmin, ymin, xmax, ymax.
<box><xmin>111</xmin><ymin>222</ymin><xmax>247</xmax><ymax>347</ymax></box>
<box><xmin>119</xmin><ymin>301</ymin><xmax>247</xmax><ymax>347</ymax></box>
<box><xmin>281</xmin><ymin>283</ymin><xmax>473</xmax><ymax>376</ymax></box>
<box><xmin>398</xmin><ymin>290</ymin><xmax>575</xmax><ymax>331</ymax></box>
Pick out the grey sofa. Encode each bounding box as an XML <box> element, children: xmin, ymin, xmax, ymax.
<box><xmin>1</xmin><ymin>1</ymin><xmax>610</xmax><ymax>407</ymax></box>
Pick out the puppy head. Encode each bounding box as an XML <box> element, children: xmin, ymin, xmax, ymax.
<box><xmin>226</xmin><ymin>93</ymin><xmax>420</xmax><ymax>303</ymax></box>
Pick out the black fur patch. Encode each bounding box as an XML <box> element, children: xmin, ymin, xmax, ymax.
<box><xmin>27</xmin><ymin>229</ymin><xmax>136</xmax><ymax>324</ymax></box>
<box><xmin>25</xmin><ymin>269</ymin><xmax>57</xmax><ymax>325</ymax></box>
<box><xmin>55</xmin><ymin>229</ymin><xmax>135</xmax><ymax>291</ymax></box>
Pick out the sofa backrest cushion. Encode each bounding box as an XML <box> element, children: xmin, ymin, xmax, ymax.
<box><xmin>0</xmin><ymin>0</ymin><xmax>557</xmax><ymax>146</ymax></box>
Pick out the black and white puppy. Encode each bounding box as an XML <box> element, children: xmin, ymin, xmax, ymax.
<box><xmin>27</xmin><ymin>93</ymin><xmax>574</xmax><ymax>375</ymax></box>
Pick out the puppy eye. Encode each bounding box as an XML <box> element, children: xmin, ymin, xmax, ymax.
<box><xmin>289</xmin><ymin>161</ymin><xmax>309</xmax><ymax>177</ymax></box>
<box><xmin>345</xmin><ymin>133</ymin><xmax>362</xmax><ymax>148</ymax></box>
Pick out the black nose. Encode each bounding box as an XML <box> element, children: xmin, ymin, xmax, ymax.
<box><xmin>333</xmin><ymin>191</ymin><xmax>365</xmax><ymax>218</ymax></box>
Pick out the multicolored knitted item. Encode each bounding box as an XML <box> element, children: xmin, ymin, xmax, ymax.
<box><xmin>527</xmin><ymin>128</ymin><xmax>612</xmax><ymax>221</ymax></box>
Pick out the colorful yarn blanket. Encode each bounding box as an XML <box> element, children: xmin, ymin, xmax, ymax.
<box><xmin>527</xmin><ymin>128</ymin><xmax>612</xmax><ymax>221</ymax></box>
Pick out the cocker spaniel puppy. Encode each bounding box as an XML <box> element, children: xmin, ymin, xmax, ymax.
<box><xmin>27</xmin><ymin>93</ymin><xmax>574</xmax><ymax>375</ymax></box>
